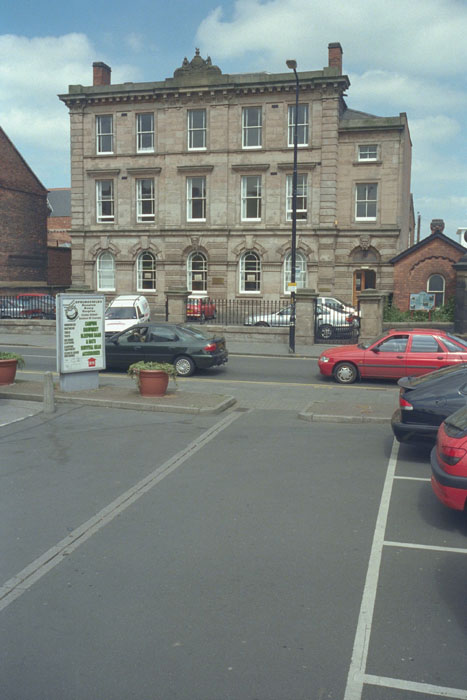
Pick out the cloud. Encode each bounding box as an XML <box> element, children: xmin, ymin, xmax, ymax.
<box><xmin>125</xmin><ymin>32</ymin><xmax>144</xmax><ymax>52</ymax></box>
<box><xmin>347</xmin><ymin>71</ymin><xmax>467</xmax><ymax>117</ymax></box>
<box><xmin>196</xmin><ymin>0</ymin><xmax>467</xmax><ymax>77</ymax></box>
<box><xmin>0</xmin><ymin>33</ymin><xmax>138</xmax><ymax>183</ymax></box>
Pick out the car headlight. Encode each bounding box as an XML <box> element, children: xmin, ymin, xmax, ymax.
<box><xmin>320</xmin><ymin>356</ymin><xmax>330</xmax><ymax>363</ymax></box>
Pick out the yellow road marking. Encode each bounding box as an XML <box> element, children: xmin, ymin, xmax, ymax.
<box><xmin>16</xmin><ymin>369</ymin><xmax>394</xmax><ymax>392</ymax></box>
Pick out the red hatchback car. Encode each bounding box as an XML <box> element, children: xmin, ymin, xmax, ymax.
<box><xmin>431</xmin><ymin>407</ymin><xmax>467</xmax><ymax>511</ymax></box>
<box><xmin>318</xmin><ymin>329</ymin><xmax>467</xmax><ymax>384</ymax></box>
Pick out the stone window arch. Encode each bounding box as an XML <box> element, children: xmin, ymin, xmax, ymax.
<box><xmin>97</xmin><ymin>251</ymin><xmax>115</xmax><ymax>291</ymax></box>
<box><xmin>283</xmin><ymin>251</ymin><xmax>307</xmax><ymax>294</ymax></box>
<box><xmin>239</xmin><ymin>251</ymin><xmax>261</xmax><ymax>293</ymax></box>
<box><xmin>137</xmin><ymin>252</ymin><xmax>156</xmax><ymax>291</ymax></box>
<box><xmin>187</xmin><ymin>251</ymin><xmax>207</xmax><ymax>293</ymax></box>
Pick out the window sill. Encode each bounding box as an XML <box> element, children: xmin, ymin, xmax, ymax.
<box><xmin>353</xmin><ymin>160</ymin><xmax>382</xmax><ymax>166</ymax></box>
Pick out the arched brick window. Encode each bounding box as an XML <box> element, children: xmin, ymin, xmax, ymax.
<box><xmin>427</xmin><ymin>274</ymin><xmax>445</xmax><ymax>307</ymax></box>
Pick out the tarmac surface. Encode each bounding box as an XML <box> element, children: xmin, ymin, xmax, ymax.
<box><xmin>0</xmin><ymin>331</ymin><xmax>397</xmax><ymax>425</ymax></box>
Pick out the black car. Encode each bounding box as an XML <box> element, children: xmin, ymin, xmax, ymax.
<box><xmin>105</xmin><ymin>322</ymin><xmax>228</xmax><ymax>376</ymax></box>
<box><xmin>391</xmin><ymin>363</ymin><xmax>467</xmax><ymax>444</ymax></box>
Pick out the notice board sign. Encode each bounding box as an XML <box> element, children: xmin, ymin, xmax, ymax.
<box><xmin>409</xmin><ymin>292</ymin><xmax>435</xmax><ymax>311</ymax></box>
<box><xmin>57</xmin><ymin>294</ymin><xmax>106</xmax><ymax>374</ymax></box>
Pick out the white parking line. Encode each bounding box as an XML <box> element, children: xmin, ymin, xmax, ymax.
<box><xmin>343</xmin><ymin>438</ymin><xmax>400</xmax><ymax>700</ymax></box>
<box><xmin>344</xmin><ymin>439</ymin><xmax>467</xmax><ymax>700</ymax></box>
<box><xmin>0</xmin><ymin>410</ymin><xmax>244</xmax><ymax>613</ymax></box>
<box><xmin>364</xmin><ymin>674</ymin><xmax>467</xmax><ymax>698</ymax></box>
<box><xmin>385</xmin><ymin>540</ymin><xmax>467</xmax><ymax>555</ymax></box>
<box><xmin>394</xmin><ymin>475</ymin><xmax>431</xmax><ymax>482</ymax></box>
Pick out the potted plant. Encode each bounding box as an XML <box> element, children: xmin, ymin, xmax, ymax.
<box><xmin>127</xmin><ymin>361</ymin><xmax>177</xmax><ymax>397</ymax></box>
<box><xmin>0</xmin><ymin>352</ymin><xmax>25</xmax><ymax>386</ymax></box>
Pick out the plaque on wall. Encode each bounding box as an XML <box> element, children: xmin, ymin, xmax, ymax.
<box><xmin>212</xmin><ymin>277</ymin><xmax>224</xmax><ymax>285</ymax></box>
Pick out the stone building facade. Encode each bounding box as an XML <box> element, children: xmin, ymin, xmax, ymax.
<box><xmin>0</xmin><ymin>127</ymin><xmax>49</xmax><ymax>291</ymax></box>
<box><xmin>59</xmin><ymin>44</ymin><xmax>413</xmax><ymax>312</ymax></box>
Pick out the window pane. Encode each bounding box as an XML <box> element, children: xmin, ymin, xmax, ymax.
<box><xmin>98</xmin><ymin>252</ymin><xmax>115</xmax><ymax>290</ymax></box>
<box><xmin>97</xmin><ymin>116</ymin><xmax>113</xmax><ymax>153</ymax></box>
<box><xmin>410</xmin><ymin>335</ymin><xmax>442</xmax><ymax>353</ymax></box>
<box><xmin>243</xmin><ymin>108</ymin><xmax>262</xmax><ymax>148</ymax></box>
<box><xmin>188</xmin><ymin>109</ymin><xmax>206</xmax><ymax>149</ymax></box>
<box><xmin>138</xmin><ymin>252</ymin><xmax>156</xmax><ymax>290</ymax></box>
<box><xmin>187</xmin><ymin>177</ymin><xmax>206</xmax><ymax>219</ymax></box>
<box><xmin>241</xmin><ymin>252</ymin><xmax>260</xmax><ymax>292</ymax></box>
<box><xmin>359</xmin><ymin>145</ymin><xmax>378</xmax><ymax>160</ymax></box>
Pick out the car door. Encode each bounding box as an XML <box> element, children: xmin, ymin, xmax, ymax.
<box><xmin>405</xmin><ymin>334</ymin><xmax>450</xmax><ymax>376</ymax></box>
<box><xmin>143</xmin><ymin>326</ymin><xmax>181</xmax><ymax>363</ymax></box>
<box><xmin>106</xmin><ymin>326</ymin><xmax>149</xmax><ymax>369</ymax></box>
<box><xmin>362</xmin><ymin>334</ymin><xmax>409</xmax><ymax>379</ymax></box>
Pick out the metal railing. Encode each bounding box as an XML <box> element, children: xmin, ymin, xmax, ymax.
<box><xmin>185</xmin><ymin>298</ymin><xmax>291</xmax><ymax>327</ymax></box>
<box><xmin>0</xmin><ymin>294</ymin><xmax>56</xmax><ymax>320</ymax></box>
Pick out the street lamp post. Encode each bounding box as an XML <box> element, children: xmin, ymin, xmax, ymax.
<box><xmin>286</xmin><ymin>59</ymin><xmax>299</xmax><ymax>353</ymax></box>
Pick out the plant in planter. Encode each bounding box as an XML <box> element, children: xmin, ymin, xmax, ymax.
<box><xmin>0</xmin><ymin>352</ymin><xmax>25</xmax><ymax>386</ymax></box>
<box><xmin>128</xmin><ymin>361</ymin><xmax>177</xmax><ymax>397</ymax></box>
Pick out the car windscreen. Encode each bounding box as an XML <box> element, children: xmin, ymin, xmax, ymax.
<box><xmin>445</xmin><ymin>333</ymin><xmax>467</xmax><ymax>349</ymax></box>
<box><xmin>405</xmin><ymin>362</ymin><xmax>467</xmax><ymax>387</ymax></box>
<box><xmin>105</xmin><ymin>308</ymin><xmax>137</xmax><ymax>319</ymax></box>
<box><xmin>358</xmin><ymin>332</ymin><xmax>388</xmax><ymax>349</ymax></box>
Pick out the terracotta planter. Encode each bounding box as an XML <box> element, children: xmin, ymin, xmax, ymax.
<box><xmin>138</xmin><ymin>369</ymin><xmax>169</xmax><ymax>397</ymax></box>
<box><xmin>0</xmin><ymin>359</ymin><xmax>18</xmax><ymax>386</ymax></box>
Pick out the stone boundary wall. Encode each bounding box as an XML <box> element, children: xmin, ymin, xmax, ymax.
<box><xmin>0</xmin><ymin>319</ymin><xmax>289</xmax><ymax>344</ymax></box>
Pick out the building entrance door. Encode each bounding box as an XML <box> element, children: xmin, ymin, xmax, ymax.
<box><xmin>353</xmin><ymin>269</ymin><xmax>376</xmax><ymax>307</ymax></box>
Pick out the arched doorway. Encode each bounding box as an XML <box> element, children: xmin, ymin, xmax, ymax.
<box><xmin>353</xmin><ymin>269</ymin><xmax>376</xmax><ymax>307</ymax></box>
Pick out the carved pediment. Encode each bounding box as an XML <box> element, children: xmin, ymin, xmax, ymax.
<box><xmin>174</xmin><ymin>49</ymin><xmax>222</xmax><ymax>79</ymax></box>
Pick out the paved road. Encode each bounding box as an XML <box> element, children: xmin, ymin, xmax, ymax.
<box><xmin>1</xmin><ymin>401</ymin><xmax>466</xmax><ymax>700</ymax></box>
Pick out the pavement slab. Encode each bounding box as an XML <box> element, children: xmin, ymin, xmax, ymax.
<box><xmin>0</xmin><ymin>379</ymin><xmax>236</xmax><ymax>415</ymax></box>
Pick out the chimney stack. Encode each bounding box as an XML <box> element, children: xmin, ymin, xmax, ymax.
<box><xmin>93</xmin><ymin>62</ymin><xmax>111</xmax><ymax>86</ymax></box>
<box><xmin>430</xmin><ymin>219</ymin><xmax>445</xmax><ymax>235</ymax></box>
<box><xmin>328</xmin><ymin>42</ymin><xmax>343</xmax><ymax>74</ymax></box>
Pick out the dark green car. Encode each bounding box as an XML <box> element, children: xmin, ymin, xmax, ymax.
<box><xmin>105</xmin><ymin>322</ymin><xmax>228</xmax><ymax>376</ymax></box>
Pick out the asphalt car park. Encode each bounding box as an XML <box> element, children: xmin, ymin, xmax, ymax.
<box><xmin>347</xmin><ymin>437</ymin><xmax>467</xmax><ymax>700</ymax></box>
<box><xmin>1</xmin><ymin>396</ymin><xmax>466</xmax><ymax>699</ymax></box>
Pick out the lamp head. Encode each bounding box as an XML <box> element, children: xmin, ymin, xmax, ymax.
<box><xmin>286</xmin><ymin>59</ymin><xmax>297</xmax><ymax>70</ymax></box>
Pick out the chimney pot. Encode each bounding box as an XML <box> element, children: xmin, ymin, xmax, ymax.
<box><xmin>328</xmin><ymin>42</ymin><xmax>343</xmax><ymax>74</ymax></box>
<box><xmin>93</xmin><ymin>62</ymin><xmax>111</xmax><ymax>86</ymax></box>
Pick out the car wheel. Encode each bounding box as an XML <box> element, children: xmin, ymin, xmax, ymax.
<box><xmin>174</xmin><ymin>355</ymin><xmax>196</xmax><ymax>377</ymax></box>
<box><xmin>318</xmin><ymin>324</ymin><xmax>333</xmax><ymax>340</ymax></box>
<box><xmin>255</xmin><ymin>321</ymin><xmax>270</xmax><ymax>327</ymax></box>
<box><xmin>334</xmin><ymin>362</ymin><xmax>358</xmax><ymax>384</ymax></box>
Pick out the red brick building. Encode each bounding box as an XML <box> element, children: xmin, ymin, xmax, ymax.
<box><xmin>47</xmin><ymin>188</ymin><xmax>72</xmax><ymax>287</ymax></box>
<box><xmin>0</xmin><ymin>127</ymin><xmax>49</xmax><ymax>291</ymax></box>
<box><xmin>390</xmin><ymin>219</ymin><xmax>465</xmax><ymax>310</ymax></box>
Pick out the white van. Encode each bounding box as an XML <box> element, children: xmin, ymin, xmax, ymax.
<box><xmin>104</xmin><ymin>295</ymin><xmax>150</xmax><ymax>336</ymax></box>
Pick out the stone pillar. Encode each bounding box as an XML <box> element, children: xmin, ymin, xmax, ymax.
<box><xmin>358</xmin><ymin>289</ymin><xmax>385</xmax><ymax>343</ymax></box>
<box><xmin>296</xmin><ymin>288</ymin><xmax>319</xmax><ymax>345</ymax></box>
<box><xmin>165</xmin><ymin>287</ymin><xmax>189</xmax><ymax>325</ymax></box>
<box><xmin>453</xmin><ymin>255</ymin><xmax>467</xmax><ymax>334</ymax></box>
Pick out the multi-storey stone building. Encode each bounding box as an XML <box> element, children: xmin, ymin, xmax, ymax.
<box><xmin>59</xmin><ymin>43</ymin><xmax>413</xmax><ymax>311</ymax></box>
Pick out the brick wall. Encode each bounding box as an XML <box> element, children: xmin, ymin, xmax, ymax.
<box><xmin>0</xmin><ymin>187</ymin><xmax>48</xmax><ymax>281</ymax></box>
<box><xmin>47</xmin><ymin>246</ymin><xmax>71</xmax><ymax>286</ymax></box>
<box><xmin>0</xmin><ymin>127</ymin><xmax>48</xmax><ymax>282</ymax></box>
<box><xmin>392</xmin><ymin>236</ymin><xmax>464</xmax><ymax>310</ymax></box>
